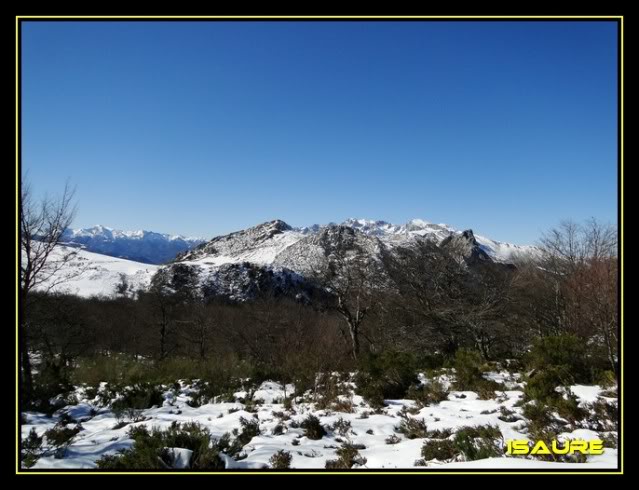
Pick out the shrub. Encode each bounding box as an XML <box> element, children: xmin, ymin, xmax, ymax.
<box><xmin>314</xmin><ymin>373</ymin><xmax>340</xmax><ymax>409</ymax></box>
<box><xmin>597</xmin><ymin>370</ymin><xmax>617</xmax><ymax>388</ymax></box>
<box><xmin>385</xmin><ymin>434</ymin><xmax>401</xmax><ymax>445</ymax></box>
<box><xmin>96</xmin><ymin>422</ymin><xmax>225</xmax><ymax>470</ymax></box>
<box><xmin>553</xmin><ymin>393</ymin><xmax>587</xmax><ymax>424</ymax></box>
<box><xmin>452</xmin><ymin>425</ymin><xmax>503</xmax><ymax>461</ymax></box>
<box><xmin>44</xmin><ymin>424</ymin><xmax>81</xmax><ymax>448</ymax></box>
<box><xmin>330</xmin><ymin>417</ymin><xmax>352</xmax><ymax>436</ymax></box>
<box><xmin>522</xmin><ymin>402</ymin><xmax>556</xmax><ymax>435</ymax></box>
<box><xmin>269</xmin><ymin>450</ymin><xmax>292</xmax><ymax>469</ymax></box>
<box><xmin>301</xmin><ymin>414</ymin><xmax>326</xmax><ymax>440</ymax></box>
<box><xmin>426</xmin><ymin>428</ymin><xmax>453</xmax><ymax>439</ymax></box>
<box><xmin>325</xmin><ymin>443</ymin><xmax>367</xmax><ymax>469</ymax></box>
<box><xmin>497</xmin><ymin>406</ymin><xmax>519</xmax><ymax>423</ymax></box>
<box><xmin>600</xmin><ymin>431</ymin><xmax>617</xmax><ymax>449</ymax></box>
<box><xmin>21</xmin><ymin>428</ymin><xmax>43</xmax><ymax>468</ymax></box>
<box><xmin>229</xmin><ymin>417</ymin><xmax>261</xmax><ymax>454</ymax></box>
<box><xmin>332</xmin><ymin>398</ymin><xmax>355</xmax><ymax>413</ymax></box>
<box><xmin>358</xmin><ymin>384</ymin><xmax>385</xmax><ymax>409</ymax></box>
<box><xmin>111</xmin><ymin>383</ymin><xmax>164</xmax><ymax>419</ymax></box>
<box><xmin>526</xmin><ymin>335</ymin><xmax>591</xmax><ymax>383</ymax></box>
<box><xmin>355</xmin><ymin>351</ymin><xmax>419</xmax><ymax>407</ymax></box>
<box><xmin>22</xmin><ymin>428</ymin><xmax>43</xmax><ymax>452</ymax></box>
<box><xmin>524</xmin><ymin>366</ymin><xmax>573</xmax><ymax>403</ymax></box>
<box><xmin>421</xmin><ymin>439</ymin><xmax>458</xmax><ymax>461</ymax></box>
<box><xmin>586</xmin><ymin>399</ymin><xmax>618</xmax><ymax>431</ymax></box>
<box><xmin>453</xmin><ymin>350</ymin><xmax>484</xmax><ymax>391</ymax></box>
<box><xmin>395</xmin><ymin>417</ymin><xmax>429</xmax><ymax>439</ymax></box>
<box><xmin>128</xmin><ymin>424</ymin><xmax>151</xmax><ymax>439</ymax></box>
<box><xmin>407</xmin><ymin>380</ymin><xmax>449</xmax><ymax>407</ymax></box>
<box><xmin>31</xmin><ymin>355</ymin><xmax>75</xmax><ymax>411</ymax></box>
<box><xmin>476</xmin><ymin>379</ymin><xmax>502</xmax><ymax>400</ymax></box>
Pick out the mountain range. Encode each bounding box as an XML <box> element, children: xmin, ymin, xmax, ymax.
<box><xmin>61</xmin><ymin>225</ymin><xmax>205</xmax><ymax>264</ymax></box>
<box><xmin>39</xmin><ymin>219</ymin><xmax>538</xmax><ymax>299</ymax></box>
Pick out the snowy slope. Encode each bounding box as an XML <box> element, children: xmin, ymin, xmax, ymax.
<box><xmin>180</xmin><ymin>220</ymin><xmax>303</xmax><ymax>268</ymax></box>
<box><xmin>23</xmin><ymin>376</ymin><xmax>618</xmax><ymax>470</ymax></box>
<box><xmin>31</xmin><ymin>245</ymin><xmax>159</xmax><ymax>298</ymax></box>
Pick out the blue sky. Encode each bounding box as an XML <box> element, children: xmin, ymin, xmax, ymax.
<box><xmin>21</xmin><ymin>21</ymin><xmax>618</xmax><ymax>243</ymax></box>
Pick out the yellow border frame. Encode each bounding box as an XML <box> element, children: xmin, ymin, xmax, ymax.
<box><xmin>15</xmin><ymin>14</ymin><xmax>624</xmax><ymax>476</ymax></box>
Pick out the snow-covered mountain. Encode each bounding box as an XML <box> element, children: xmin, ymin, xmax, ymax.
<box><xmin>37</xmin><ymin>218</ymin><xmax>538</xmax><ymax>300</ymax></box>
<box><xmin>61</xmin><ymin>225</ymin><xmax>205</xmax><ymax>264</ymax></box>
<box><xmin>337</xmin><ymin>218</ymin><xmax>538</xmax><ymax>261</ymax></box>
<box><xmin>180</xmin><ymin>218</ymin><xmax>537</xmax><ymax>270</ymax></box>
<box><xmin>166</xmin><ymin>218</ymin><xmax>538</xmax><ymax>301</ymax></box>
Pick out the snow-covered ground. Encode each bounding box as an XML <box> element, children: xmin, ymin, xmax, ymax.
<box><xmin>21</xmin><ymin>374</ymin><xmax>618</xmax><ymax>470</ymax></box>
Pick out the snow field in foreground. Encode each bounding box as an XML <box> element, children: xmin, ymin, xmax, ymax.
<box><xmin>22</xmin><ymin>375</ymin><xmax>618</xmax><ymax>470</ymax></box>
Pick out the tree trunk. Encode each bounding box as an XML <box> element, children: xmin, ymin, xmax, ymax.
<box><xmin>19</xmin><ymin>289</ymin><xmax>33</xmax><ymax>408</ymax></box>
<box><xmin>349</xmin><ymin>321</ymin><xmax>360</xmax><ymax>361</ymax></box>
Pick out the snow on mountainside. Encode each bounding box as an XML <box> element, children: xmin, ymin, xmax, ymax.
<box><xmin>179</xmin><ymin>220</ymin><xmax>302</xmax><ymax>267</ymax></box>
<box><xmin>62</xmin><ymin>225</ymin><xmax>205</xmax><ymax>264</ymax></box>
<box><xmin>31</xmin><ymin>245</ymin><xmax>159</xmax><ymax>298</ymax></box>
<box><xmin>181</xmin><ymin>218</ymin><xmax>538</xmax><ymax>269</ymax></box>
<box><xmin>338</xmin><ymin>218</ymin><xmax>538</xmax><ymax>261</ymax></box>
<box><xmin>37</xmin><ymin>218</ymin><xmax>538</xmax><ymax>299</ymax></box>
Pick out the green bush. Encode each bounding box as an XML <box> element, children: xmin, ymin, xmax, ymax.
<box><xmin>407</xmin><ymin>380</ymin><xmax>449</xmax><ymax>407</ymax></box>
<box><xmin>21</xmin><ymin>428</ymin><xmax>43</xmax><ymax>468</ymax></box>
<box><xmin>229</xmin><ymin>417</ymin><xmax>262</xmax><ymax>454</ymax></box>
<box><xmin>586</xmin><ymin>399</ymin><xmax>618</xmax><ymax>431</ymax></box>
<box><xmin>355</xmin><ymin>351</ymin><xmax>419</xmax><ymax>406</ymax></box>
<box><xmin>96</xmin><ymin>422</ymin><xmax>225</xmax><ymax>470</ymax></box>
<box><xmin>31</xmin><ymin>356</ymin><xmax>75</xmax><ymax>412</ymax></box>
<box><xmin>111</xmin><ymin>383</ymin><xmax>164</xmax><ymax>419</ymax></box>
<box><xmin>421</xmin><ymin>439</ymin><xmax>458</xmax><ymax>461</ymax></box>
<box><xmin>523</xmin><ymin>366</ymin><xmax>573</xmax><ymax>403</ymax></box>
<box><xmin>22</xmin><ymin>428</ymin><xmax>43</xmax><ymax>452</ymax></box>
<box><xmin>453</xmin><ymin>350</ymin><xmax>484</xmax><ymax>391</ymax></box>
<box><xmin>553</xmin><ymin>393</ymin><xmax>587</xmax><ymax>424</ymax></box>
<box><xmin>452</xmin><ymin>425</ymin><xmax>503</xmax><ymax>461</ymax></box>
<box><xmin>395</xmin><ymin>417</ymin><xmax>429</xmax><ymax>439</ymax></box>
<box><xmin>426</xmin><ymin>428</ymin><xmax>453</xmax><ymax>439</ymax></box>
<box><xmin>522</xmin><ymin>402</ymin><xmax>556</xmax><ymax>435</ymax></box>
<box><xmin>526</xmin><ymin>335</ymin><xmax>591</xmax><ymax>384</ymax></box>
<box><xmin>597</xmin><ymin>370</ymin><xmax>617</xmax><ymax>388</ymax></box>
<box><xmin>300</xmin><ymin>414</ymin><xmax>326</xmax><ymax>440</ymax></box>
<box><xmin>44</xmin><ymin>424</ymin><xmax>80</xmax><ymax>448</ymax></box>
<box><xmin>476</xmin><ymin>380</ymin><xmax>501</xmax><ymax>400</ymax></box>
<box><xmin>325</xmin><ymin>443</ymin><xmax>367</xmax><ymax>469</ymax></box>
<box><xmin>269</xmin><ymin>450</ymin><xmax>292</xmax><ymax>469</ymax></box>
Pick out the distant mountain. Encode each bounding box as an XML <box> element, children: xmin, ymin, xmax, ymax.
<box><xmin>61</xmin><ymin>225</ymin><xmax>205</xmax><ymax>264</ymax></box>
<box><xmin>41</xmin><ymin>218</ymin><xmax>539</xmax><ymax>300</ymax></box>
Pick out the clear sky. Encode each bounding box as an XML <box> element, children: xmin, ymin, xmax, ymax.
<box><xmin>21</xmin><ymin>20</ymin><xmax>618</xmax><ymax>244</ymax></box>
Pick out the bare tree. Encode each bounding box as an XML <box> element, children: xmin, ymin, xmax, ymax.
<box><xmin>312</xmin><ymin>240</ymin><xmax>381</xmax><ymax>361</ymax></box>
<box><xmin>380</xmin><ymin>238</ymin><xmax>515</xmax><ymax>360</ymax></box>
<box><xmin>19</xmin><ymin>180</ymin><xmax>77</xmax><ymax>406</ymax></box>
<box><xmin>538</xmin><ymin>219</ymin><xmax>618</xmax><ymax>375</ymax></box>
